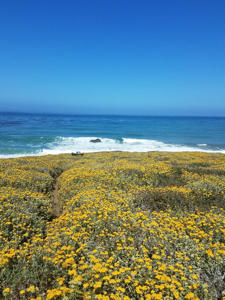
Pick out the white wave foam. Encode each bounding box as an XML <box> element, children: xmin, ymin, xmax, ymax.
<box><xmin>197</xmin><ymin>143</ymin><xmax>207</xmax><ymax>146</ymax></box>
<box><xmin>41</xmin><ymin>137</ymin><xmax>225</xmax><ymax>155</ymax></box>
<box><xmin>0</xmin><ymin>151</ymin><xmax>43</xmax><ymax>159</ymax></box>
<box><xmin>1</xmin><ymin>137</ymin><xmax>225</xmax><ymax>159</ymax></box>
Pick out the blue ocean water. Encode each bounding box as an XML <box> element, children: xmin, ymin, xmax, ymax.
<box><xmin>0</xmin><ymin>112</ymin><xmax>225</xmax><ymax>158</ymax></box>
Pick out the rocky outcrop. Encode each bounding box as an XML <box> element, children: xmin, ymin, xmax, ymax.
<box><xmin>90</xmin><ymin>138</ymin><xmax>101</xmax><ymax>143</ymax></box>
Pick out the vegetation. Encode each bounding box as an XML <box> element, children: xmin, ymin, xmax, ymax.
<box><xmin>1</xmin><ymin>151</ymin><xmax>225</xmax><ymax>300</ymax></box>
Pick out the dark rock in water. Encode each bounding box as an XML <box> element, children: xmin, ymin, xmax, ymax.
<box><xmin>90</xmin><ymin>138</ymin><xmax>101</xmax><ymax>143</ymax></box>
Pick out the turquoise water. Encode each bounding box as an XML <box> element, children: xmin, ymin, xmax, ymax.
<box><xmin>0</xmin><ymin>112</ymin><xmax>225</xmax><ymax>158</ymax></box>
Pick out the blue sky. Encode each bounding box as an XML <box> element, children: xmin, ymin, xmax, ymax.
<box><xmin>0</xmin><ymin>0</ymin><xmax>225</xmax><ymax>116</ymax></box>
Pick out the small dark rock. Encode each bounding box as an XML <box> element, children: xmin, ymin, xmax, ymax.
<box><xmin>90</xmin><ymin>138</ymin><xmax>101</xmax><ymax>143</ymax></box>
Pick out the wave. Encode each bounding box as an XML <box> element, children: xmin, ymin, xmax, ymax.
<box><xmin>1</xmin><ymin>137</ymin><xmax>225</xmax><ymax>158</ymax></box>
<box><xmin>0</xmin><ymin>149</ymin><xmax>42</xmax><ymax>158</ymax></box>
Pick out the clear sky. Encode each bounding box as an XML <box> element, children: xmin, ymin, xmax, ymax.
<box><xmin>0</xmin><ymin>0</ymin><xmax>225</xmax><ymax>116</ymax></box>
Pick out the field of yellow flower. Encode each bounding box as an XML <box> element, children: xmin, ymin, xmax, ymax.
<box><xmin>1</xmin><ymin>151</ymin><xmax>225</xmax><ymax>300</ymax></box>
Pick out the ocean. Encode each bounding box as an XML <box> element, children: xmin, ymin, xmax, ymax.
<box><xmin>0</xmin><ymin>112</ymin><xmax>225</xmax><ymax>158</ymax></box>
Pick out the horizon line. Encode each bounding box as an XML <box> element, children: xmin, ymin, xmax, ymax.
<box><xmin>0</xmin><ymin>110</ymin><xmax>225</xmax><ymax>118</ymax></box>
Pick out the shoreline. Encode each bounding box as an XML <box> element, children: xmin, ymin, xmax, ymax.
<box><xmin>1</xmin><ymin>147</ymin><xmax>225</xmax><ymax>160</ymax></box>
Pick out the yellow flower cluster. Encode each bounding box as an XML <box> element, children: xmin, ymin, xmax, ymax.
<box><xmin>1</xmin><ymin>151</ymin><xmax>225</xmax><ymax>299</ymax></box>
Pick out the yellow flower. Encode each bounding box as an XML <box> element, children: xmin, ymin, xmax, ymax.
<box><xmin>206</xmin><ymin>249</ymin><xmax>214</xmax><ymax>257</ymax></box>
<box><xmin>94</xmin><ymin>282</ymin><xmax>102</xmax><ymax>289</ymax></box>
<box><xmin>103</xmin><ymin>276</ymin><xmax>111</xmax><ymax>281</ymax></box>
<box><xmin>56</xmin><ymin>277</ymin><xmax>65</xmax><ymax>286</ymax></box>
<box><xmin>136</xmin><ymin>286</ymin><xmax>143</xmax><ymax>294</ymax></box>
<box><xmin>185</xmin><ymin>292</ymin><xmax>195</xmax><ymax>299</ymax></box>
<box><xmin>116</xmin><ymin>286</ymin><xmax>125</xmax><ymax>293</ymax></box>
<box><xmin>27</xmin><ymin>286</ymin><xmax>35</xmax><ymax>292</ymax></box>
<box><xmin>152</xmin><ymin>293</ymin><xmax>162</xmax><ymax>300</ymax></box>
